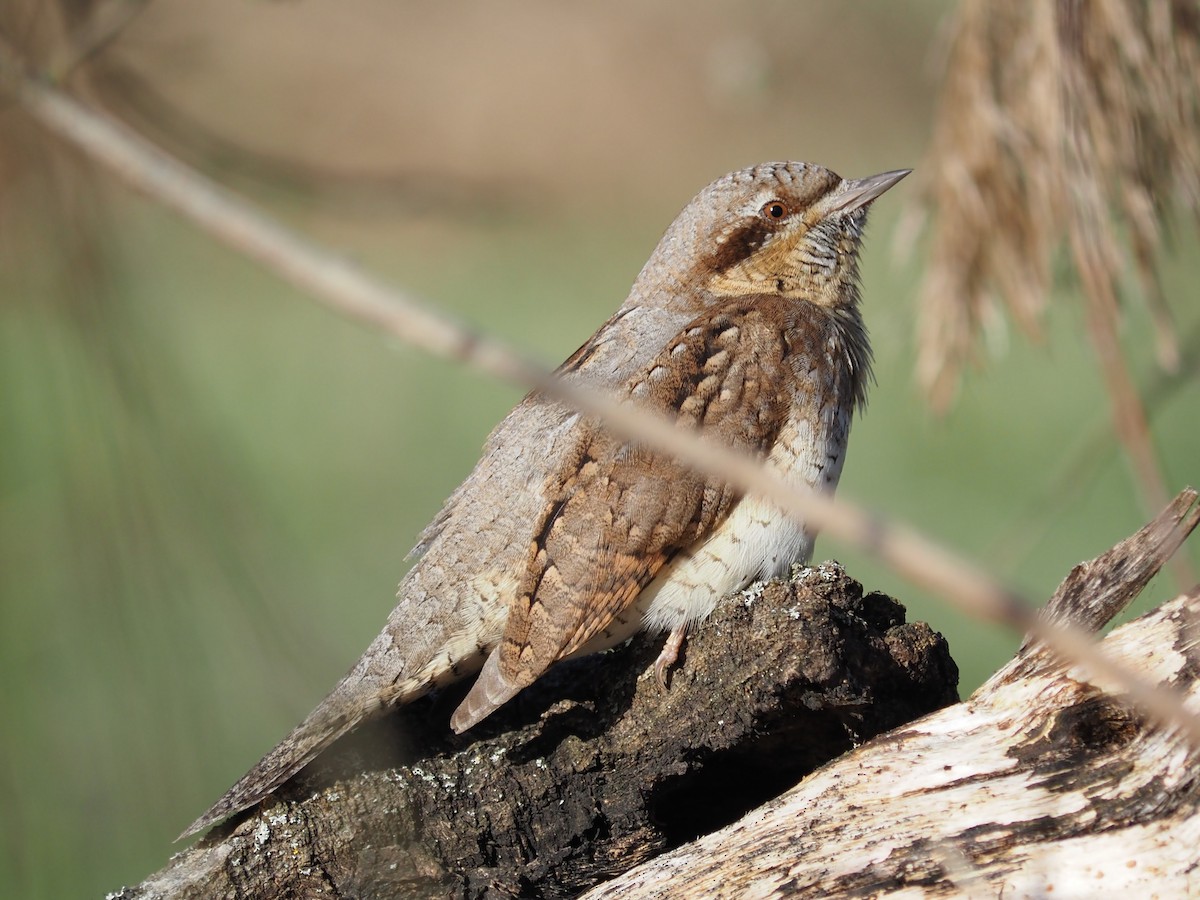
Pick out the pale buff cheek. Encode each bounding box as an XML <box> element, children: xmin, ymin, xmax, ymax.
<box><xmin>707</xmin><ymin>228</ymin><xmax>856</xmax><ymax>309</ymax></box>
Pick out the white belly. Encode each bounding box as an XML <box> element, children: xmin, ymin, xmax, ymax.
<box><xmin>638</xmin><ymin>491</ymin><xmax>815</xmax><ymax>631</ymax></box>
<box><xmin>581</xmin><ymin>405</ymin><xmax>851</xmax><ymax>651</ymax></box>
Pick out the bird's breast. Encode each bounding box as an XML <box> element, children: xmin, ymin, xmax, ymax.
<box><xmin>581</xmin><ymin>399</ymin><xmax>852</xmax><ymax>650</ymax></box>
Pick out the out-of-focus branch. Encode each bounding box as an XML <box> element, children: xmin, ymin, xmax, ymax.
<box><xmin>2</xmin><ymin>40</ymin><xmax>1199</xmax><ymax>748</ymax></box>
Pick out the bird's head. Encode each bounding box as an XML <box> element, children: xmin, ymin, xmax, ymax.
<box><xmin>645</xmin><ymin>162</ymin><xmax>909</xmax><ymax>312</ymax></box>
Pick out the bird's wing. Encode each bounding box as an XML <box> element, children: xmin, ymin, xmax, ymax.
<box><xmin>450</xmin><ymin>297</ymin><xmax>794</xmax><ymax>731</ymax></box>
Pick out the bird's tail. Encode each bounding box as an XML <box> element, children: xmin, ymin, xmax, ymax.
<box><xmin>180</xmin><ymin>581</ymin><xmax>495</xmax><ymax>840</ymax></box>
<box><xmin>178</xmin><ymin>680</ymin><xmax>379</xmax><ymax>841</ymax></box>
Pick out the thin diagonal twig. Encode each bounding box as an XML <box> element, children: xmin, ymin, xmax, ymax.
<box><xmin>2</xmin><ymin>40</ymin><xmax>1198</xmax><ymax>748</ymax></box>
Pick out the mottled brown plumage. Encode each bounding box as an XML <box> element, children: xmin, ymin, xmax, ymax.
<box><xmin>183</xmin><ymin>161</ymin><xmax>908</xmax><ymax>839</ymax></box>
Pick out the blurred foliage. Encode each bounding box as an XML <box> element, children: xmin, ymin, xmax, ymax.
<box><xmin>1</xmin><ymin>1</ymin><xmax>1197</xmax><ymax>897</ymax></box>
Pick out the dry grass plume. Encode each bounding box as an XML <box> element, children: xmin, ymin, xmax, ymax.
<box><xmin>908</xmin><ymin>0</ymin><xmax>1200</xmax><ymax>410</ymax></box>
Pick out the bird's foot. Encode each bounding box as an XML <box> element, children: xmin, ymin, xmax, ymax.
<box><xmin>654</xmin><ymin>626</ymin><xmax>687</xmax><ymax>689</ymax></box>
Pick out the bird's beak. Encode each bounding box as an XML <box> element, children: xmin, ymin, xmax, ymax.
<box><xmin>829</xmin><ymin>168</ymin><xmax>912</xmax><ymax>215</ymax></box>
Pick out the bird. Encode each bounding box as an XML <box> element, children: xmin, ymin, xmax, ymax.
<box><xmin>182</xmin><ymin>160</ymin><xmax>909</xmax><ymax>839</ymax></box>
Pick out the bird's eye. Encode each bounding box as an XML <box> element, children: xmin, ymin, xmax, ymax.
<box><xmin>761</xmin><ymin>200</ymin><xmax>790</xmax><ymax>220</ymax></box>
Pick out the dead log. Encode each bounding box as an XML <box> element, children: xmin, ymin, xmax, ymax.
<box><xmin>114</xmin><ymin>563</ymin><xmax>957</xmax><ymax>899</ymax></box>
<box><xmin>584</xmin><ymin>488</ymin><xmax>1200</xmax><ymax>898</ymax></box>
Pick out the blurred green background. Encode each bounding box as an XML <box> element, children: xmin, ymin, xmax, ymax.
<box><xmin>2</xmin><ymin>1</ymin><xmax>1196</xmax><ymax>896</ymax></box>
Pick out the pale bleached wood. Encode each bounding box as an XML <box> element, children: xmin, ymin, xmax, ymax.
<box><xmin>583</xmin><ymin>489</ymin><xmax>1200</xmax><ymax>899</ymax></box>
<box><xmin>587</xmin><ymin>590</ymin><xmax>1200</xmax><ymax>898</ymax></box>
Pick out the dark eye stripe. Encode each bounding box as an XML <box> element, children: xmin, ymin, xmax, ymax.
<box><xmin>708</xmin><ymin>219</ymin><xmax>776</xmax><ymax>272</ymax></box>
<box><xmin>705</xmin><ymin>170</ymin><xmax>844</xmax><ymax>275</ymax></box>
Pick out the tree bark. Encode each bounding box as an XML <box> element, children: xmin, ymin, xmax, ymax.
<box><xmin>114</xmin><ymin>562</ymin><xmax>958</xmax><ymax>900</ymax></box>
<box><xmin>114</xmin><ymin>488</ymin><xmax>1198</xmax><ymax>899</ymax></box>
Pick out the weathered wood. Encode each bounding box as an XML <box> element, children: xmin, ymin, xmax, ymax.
<box><xmin>115</xmin><ymin>563</ymin><xmax>957</xmax><ymax>900</ymax></box>
<box><xmin>583</xmin><ymin>488</ymin><xmax>1200</xmax><ymax>898</ymax></box>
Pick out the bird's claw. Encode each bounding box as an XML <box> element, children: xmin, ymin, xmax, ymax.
<box><xmin>654</xmin><ymin>626</ymin><xmax>687</xmax><ymax>690</ymax></box>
